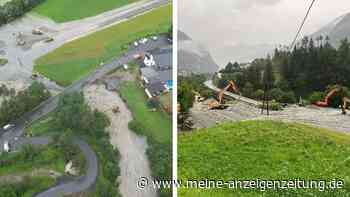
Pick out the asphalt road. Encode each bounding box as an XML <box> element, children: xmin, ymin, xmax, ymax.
<box><xmin>0</xmin><ymin>35</ymin><xmax>170</xmax><ymax>197</ymax></box>
<box><xmin>0</xmin><ymin>35</ymin><xmax>170</xmax><ymax>150</ymax></box>
<box><xmin>0</xmin><ymin>0</ymin><xmax>170</xmax><ymax>90</ymax></box>
<box><xmin>10</xmin><ymin>137</ymin><xmax>98</xmax><ymax>197</ymax></box>
<box><xmin>36</xmin><ymin>139</ymin><xmax>98</xmax><ymax>197</ymax></box>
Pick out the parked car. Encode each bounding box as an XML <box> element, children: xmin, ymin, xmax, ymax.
<box><xmin>134</xmin><ymin>41</ymin><xmax>139</xmax><ymax>47</ymax></box>
<box><xmin>151</xmin><ymin>36</ymin><xmax>158</xmax><ymax>41</ymax></box>
<box><xmin>3</xmin><ymin>124</ymin><xmax>14</xmax><ymax>131</ymax></box>
<box><xmin>139</xmin><ymin>38</ymin><xmax>148</xmax><ymax>44</ymax></box>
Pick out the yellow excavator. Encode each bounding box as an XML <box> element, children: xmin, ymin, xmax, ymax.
<box><xmin>208</xmin><ymin>80</ymin><xmax>240</xmax><ymax>110</ymax></box>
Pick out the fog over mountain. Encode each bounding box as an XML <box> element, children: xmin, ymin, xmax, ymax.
<box><xmin>178</xmin><ymin>31</ymin><xmax>219</xmax><ymax>75</ymax></box>
<box><xmin>312</xmin><ymin>12</ymin><xmax>350</xmax><ymax>48</ymax></box>
<box><xmin>179</xmin><ymin>0</ymin><xmax>350</xmax><ymax>67</ymax></box>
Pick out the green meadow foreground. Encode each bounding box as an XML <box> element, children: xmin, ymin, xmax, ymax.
<box><xmin>178</xmin><ymin>120</ymin><xmax>350</xmax><ymax>197</ymax></box>
<box><xmin>33</xmin><ymin>0</ymin><xmax>139</xmax><ymax>22</ymax></box>
<box><xmin>35</xmin><ymin>4</ymin><xmax>172</xmax><ymax>86</ymax></box>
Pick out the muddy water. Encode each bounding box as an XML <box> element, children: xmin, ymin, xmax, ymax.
<box><xmin>84</xmin><ymin>84</ymin><xmax>157</xmax><ymax>197</ymax></box>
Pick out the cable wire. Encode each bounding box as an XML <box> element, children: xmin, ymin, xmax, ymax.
<box><xmin>290</xmin><ymin>0</ymin><xmax>316</xmax><ymax>50</ymax></box>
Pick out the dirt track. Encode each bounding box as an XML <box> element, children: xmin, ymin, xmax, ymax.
<box><xmin>84</xmin><ymin>84</ymin><xmax>156</xmax><ymax>197</ymax></box>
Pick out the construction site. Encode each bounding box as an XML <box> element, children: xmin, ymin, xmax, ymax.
<box><xmin>188</xmin><ymin>80</ymin><xmax>350</xmax><ymax>133</ymax></box>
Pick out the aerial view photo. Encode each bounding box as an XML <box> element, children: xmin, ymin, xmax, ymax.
<box><xmin>178</xmin><ymin>0</ymin><xmax>350</xmax><ymax>196</ymax></box>
<box><xmin>0</xmin><ymin>0</ymin><xmax>172</xmax><ymax>196</ymax></box>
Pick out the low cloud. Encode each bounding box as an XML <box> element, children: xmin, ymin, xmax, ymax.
<box><xmin>234</xmin><ymin>0</ymin><xmax>282</xmax><ymax>10</ymax></box>
<box><xmin>179</xmin><ymin>0</ymin><xmax>350</xmax><ymax>65</ymax></box>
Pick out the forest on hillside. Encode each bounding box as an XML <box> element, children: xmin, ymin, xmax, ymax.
<box><xmin>216</xmin><ymin>36</ymin><xmax>350</xmax><ymax>106</ymax></box>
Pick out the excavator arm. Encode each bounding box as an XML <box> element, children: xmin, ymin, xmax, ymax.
<box><xmin>315</xmin><ymin>87</ymin><xmax>340</xmax><ymax>107</ymax></box>
<box><xmin>209</xmin><ymin>80</ymin><xmax>240</xmax><ymax>110</ymax></box>
<box><xmin>217</xmin><ymin>81</ymin><xmax>240</xmax><ymax>104</ymax></box>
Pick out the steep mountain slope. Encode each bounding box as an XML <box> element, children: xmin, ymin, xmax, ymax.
<box><xmin>312</xmin><ymin>12</ymin><xmax>350</xmax><ymax>47</ymax></box>
<box><xmin>178</xmin><ymin>31</ymin><xmax>219</xmax><ymax>75</ymax></box>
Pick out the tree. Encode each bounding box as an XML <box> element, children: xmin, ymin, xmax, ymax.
<box><xmin>0</xmin><ymin>82</ymin><xmax>50</xmax><ymax>126</ymax></box>
<box><xmin>178</xmin><ymin>81</ymin><xmax>194</xmax><ymax>113</ymax></box>
<box><xmin>54</xmin><ymin>92</ymin><xmax>110</xmax><ymax>137</ymax></box>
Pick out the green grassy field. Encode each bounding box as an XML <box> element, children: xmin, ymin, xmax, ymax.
<box><xmin>179</xmin><ymin>120</ymin><xmax>350</xmax><ymax>196</ymax></box>
<box><xmin>0</xmin><ymin>146</ymin><xmax>65</xmax><ymax>176</ymax></box>
<box><xmin>33</xmin><ymin>0</ymin><xmax>139</xmax><ymax>23</ymax></box>
<box><xmin>119</xmin><ymin>81</ymin><xmax>171</xmax><ymax>143</ymax></box>
<box><xmin>34</xmin><ymin>5</ymin><xmax>172</xmax><ymax>86</ymax></box>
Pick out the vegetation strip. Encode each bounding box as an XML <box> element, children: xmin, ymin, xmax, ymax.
<box><xmin>119</xmin><ymin>81</ymin><xmax>172</xmax><ymax>197</ymax></box>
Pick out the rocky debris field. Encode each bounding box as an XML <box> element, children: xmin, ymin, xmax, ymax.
<box><xmin>191</xmin><ymin>100</ymin><xmax>350</xmax><ymax>133</ymax></box>
<box><xmin>84</xmin><ymin>84</ymin><xmax>157</xmax><ymax>197</ymax></box>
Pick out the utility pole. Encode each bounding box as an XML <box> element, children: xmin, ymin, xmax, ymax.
<box><xmin>261</xmin><ymin>83</ymin><xmax>270</xmax><ymax>116</ymax></box>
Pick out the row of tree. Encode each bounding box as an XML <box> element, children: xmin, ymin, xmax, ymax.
<box><xmin>277</xmin><ymin>36</ymin><xmax>350</xmax><ymax>95</ymax></box>
<box><xmin>54</xmin><ymin>92</ymin><xmax>110</xmax><ymax>138</ymax></box>
<box><xmin>0</xmin><ymin>0</ymin><xmax>45</xmax><ymax>26</ymax></box>
<box><xmin>0</xmin><ymin>81</ymin><xmax>51</xmax><ymax>126</ymax></box>
<box><xmin>218</xmin><ymin>36</ymin><xmax>350</xmax><ymax>103</ymax></box>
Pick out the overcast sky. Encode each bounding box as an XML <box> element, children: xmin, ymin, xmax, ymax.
<box><xmin>179</xmin><ymin>0</ymin><xmax>350</xmax><ymax>49</ymax></box>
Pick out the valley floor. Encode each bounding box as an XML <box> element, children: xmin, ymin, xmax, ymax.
<box><xmin>84</xmin><ymin>84</ymin><xmax>157</xmax><ymax>197</ymax></box>
<box><xmin>190</xmin><ymin>100</ymin><xmax>350</xmax><ymax>133</ymax></box>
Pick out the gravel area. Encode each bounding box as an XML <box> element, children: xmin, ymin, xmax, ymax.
<box><xmin>190</xmin><ymin>100</ymin><xmax>350</xmax><ymax>133</ymax></box>
<box><xmin>84</xmin><ymin>84</ymin><xmax>157</xmax><ymax>197</ymax></box>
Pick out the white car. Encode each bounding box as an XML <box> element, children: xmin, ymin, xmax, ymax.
<box><xmin>3</xmin><ymin>141</ymin><xmax>10</xmax><ymax>152</ymax></box>
<box><xmin>151</xmin><ymin>36</ymin><xmax>158</xmax><ymax>41</ymax></box>
<box><xmin>134</xmin><ymin>41</ymin><xmax>139</xmax><ymax>47</ymax></box>
<box><xmin>139</xmin><ymin>38</ymin><xmax>148</xmax><ymax>44</ymax></box>
<box><xmin>3</xmin><ymin>124</ymin><xmax>14</xmax><ymax>131</ymax></box>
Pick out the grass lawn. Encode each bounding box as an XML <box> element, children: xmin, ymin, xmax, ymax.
<box><xmin>0</xmin><ymin>146</ymin><xmax>65</xmax><ymax>176</ymax></box>
<box><xmin>0</xmin><ymin>176</ymin><xmax>56</xmax><ymax>197</ymax></box>
<box><xmin>119</xmin><ymin>81</ymin><xmax>171</xmax><ymax>144</ymax></box>
<box><xmin>33</xmin><ymin>0</ymin><xmax>140</xmax><ymax>23</ymax></box>
<box><xmin>34</xmin><ymin>5</ymin><xmax>172</xmax><ymax>86</ymax></box>
<box><xmin>179</xmin><ymin>120</ymin><xmax>350</xmax><ymax>197</ymax></box>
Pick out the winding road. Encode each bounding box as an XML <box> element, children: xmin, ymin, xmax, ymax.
<box><xmin>0</xmin><ymin>0</ymin><xmax>171</xmax><ymax>195</ymax></box>
<box><xmin>11</xmin><ymin>137</ymin><xmax>98</xmax><ymax>197</ymax></box>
